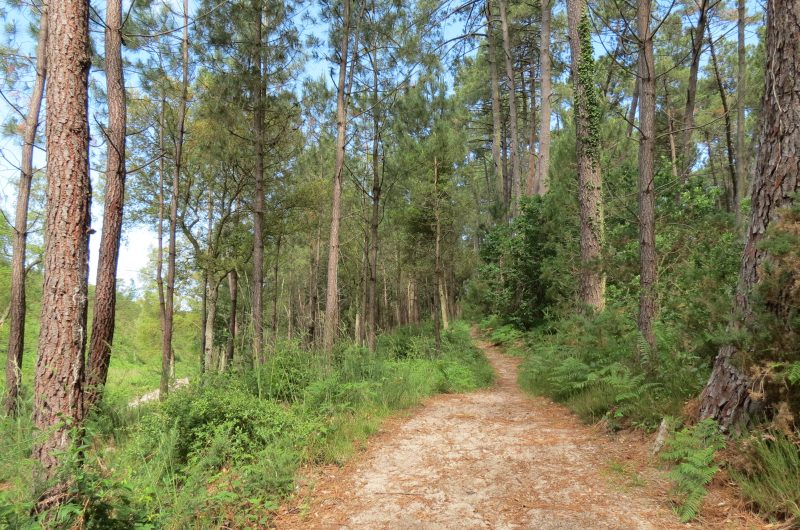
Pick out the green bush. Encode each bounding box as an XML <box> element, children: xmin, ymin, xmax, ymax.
<box><xmin>732</xmin><ymin>432</ymin><xmax>800</xmax><ymax>522</ymax></box>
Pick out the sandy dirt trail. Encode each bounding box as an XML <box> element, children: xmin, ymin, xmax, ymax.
<box><xmin>275</xmin><ymin>335</ymin><xmax>755</xmax><ymax>529</ymax></box>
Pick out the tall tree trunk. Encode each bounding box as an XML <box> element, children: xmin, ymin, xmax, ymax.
<box><xmin>203</xmin><ymin>279</ymin><xmax>219</xmax><ymax>372</ymax></box>
<box><xmin>735</xmin><ymin>0</ymin><xmax>747</xmax><ymax>226</ymax></box>
<box><xmin>272</xmin><ymin>233</ymin><xmax>282</xmax><ymax>340</ymax></box>
<box><xmin>498</xmin><ymin>0</ymin><xmax>521</xmax><ymax>214</ymax></box>
<box><xmin>367</xmin><ymin>60</ymin><xmax>381</xmax><ymax>353</ymax></box>
<box><xmin>486</xmin><ymin>0</ymin><xmax>505</xmax><ymax>207</ymax></box>
<box><xmin>156</xmin><ymin>98</ymin><xmax>167</xmax><ymax>349</ymax></box>
<box><xmin>699</xmin><ymin>0</ymin><xmax>800</xmax><ymax>431</ymax></box>
<box><xmin>252</xmin><ymin>1</ymin><xmax>266</xmax><ymax>365</ymax></box>
<box><xmin>86</xmin><ymin>0</ymin><xmax>127</xmax><ymax>409</ymax></box>
<box><xmin>708</xmin><ymin>28</ymin><xmax>738</xmax><ymax>214</ymax></box>
<box><xmin>323</xmin><ymin>0</ymin><xmax>352</xmax><ymax>355</ymax></box>
<box><xmin>433</xmin><ymin>157</ymin><xmax>443</xmax><ymax>351</ymax></box>
<box><xmin>567</xmin><ymin>0</ymin><xmax>606</xmax><ymax>311</ymax></box>
<box><xmin>5</xmin><ymin>5</ymin><xmax>47</xmax><ymax>416</ymax></box>
<box><xmin>680</xmin><ymin>0</ymin><xmax>710</xmax><ymax>178</ymax></box>
<box><xmin>637</xmin><ymin>0</ymin><xmax>657</xmax><ymax>352</ymax></box>
<box><xmin>161</xmin><ymin>0</ymin><xmax>189</xmax><ymax>400</ymax></box>
<box><xmin>526</xmin><ymin>54</ymin><xmax>538</xmax><ymax>196</ymax></box>
<box><xmin>537</xmin><ymin>0</ymin><xmax>552</xmax><ymax>195</ymax></box>
<box><xmin>32</xmin><ymin>0</ymin><xmax>91</xmax><ymax>489</ymax></box>
<box><xmin>225</xmin><ymin>269</ymin><xmax>237</xmax><ymax>369</ymax></box>
<box><xmin>308</xmin><ymin>225</ymin><xmax>321</xmax><ymax>347</ymax></box>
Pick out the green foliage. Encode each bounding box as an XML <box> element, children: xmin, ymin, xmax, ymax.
<box><xmin>732</xmin><ymin>432</ymin><xmax>800</xmax><ymax>522</ymax></box>
<box><xmin>660</xmin><ymin>419</ymin><xmax>725</xmax><ymax>522</ymax></box>
<box><xmin>517</xmin><ymin>307</ymin><xmax>707</xmax><ymax>428</ymax></box>
<box><xmin>1</xmin><ymin>322</ymin><xmax>491</xmax><ymax>528</ymax></box>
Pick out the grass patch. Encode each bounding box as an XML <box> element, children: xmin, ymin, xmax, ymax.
<box><xmin>0</xmin><ymin>321</ymin><xmax>492</xmax><ymax>528</ymax></box>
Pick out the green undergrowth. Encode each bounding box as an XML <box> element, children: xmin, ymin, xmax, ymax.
<box><xmin>660</xmin><ymin>419</ymin><xmax>726</xmax><ymax>522</ymax></box>
<box><xmin>0</xmin><ymin>321</ymin><xmax>492</xmax><ymax>529</ymax></box>
<box><xmin>482</xmin><ymin>309</ymin><xmax>709</xmax><ymax>431</ymax></box>
<box><xmin>731</xmin><ymin>431</ymin><xmax>800</xmax><ymax>523</ymax></box>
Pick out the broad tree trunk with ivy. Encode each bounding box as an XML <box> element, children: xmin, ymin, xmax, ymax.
<box><xmin>567</xmin><ymin>0</ymin><xmax>605</xmax><ymax>312</ymax></box>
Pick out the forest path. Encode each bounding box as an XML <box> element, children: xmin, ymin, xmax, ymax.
<box><xmin>274</xmin><ymin>332</ymin><xmax>747</xmax><ymax>529</ymax></box>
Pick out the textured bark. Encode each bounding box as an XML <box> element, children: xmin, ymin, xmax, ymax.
<box><xmin>526</xmin><ymin>54</ymin><xmax>538</xmax><ymax>196</ymax></box>
<box><xmin>366</xmin><ymin>60</ymin><xmax>381</xmax><ymax>353</ymax></box>
<box><xmin>225</xmin><ymin>269</ymin><xmax>237</xmax><ymax>369</ymax></box>
<box><xmin>486</xmin><ymin>0</ymin><xmax>505</xmax><ymax>206</ymax></box>
<box><xmin>537</xmin><ymin>0</ymin><xmax>552</xmax><ymax>195</ymax></box>
<box><xmin>680</xmin><ymin>0</ymin><xmax>709</xmax><ymax>177</ymax></box>
<box><xmin>86</xmin><ymin>0</ymin><xmax>127</xmax><ymax>410</ymax></box>
<box><xmin>735</xmin><ymin>0</ymin><xmax>747</xmax><ymax>226</ymax></box>
<box><xmin>567</xmin><ymin>0</ymin><xmax>605</xmax><ymax>311</ymax></box>
<box><xmin>32</xmin><ymin>0</ymin><xmax>91</xmax><ymax>483</ymax></box>
<box><xmin>699</xmin><ymin>0</ymin><xmax>800</xmax><ymax>431</ymax></box>
<box><xmin>252</xmin><ymin>1</ymin><xmax>266</xmax><ymax>364</ymax></box>
<box><xmin>709</xmin><ymin>30</ymin><xmax>738</xmax><ymax>214</ymax></box>
<box><xmin>433</xmin><ymin>158</ymin><xmax>443</xmax><ymax>351</ymax></box>
<box><xmin>637</xmin><ymin>0</ymin><xmax>657</xmax><ymax>352</ymax></box>
<box><xmin>323</xmin><ymin>0</ymin><xmax>352</xmax><ymax>355</ymax></box>
<box><xmin>498</xmin><ymin>0</ymin><xmax>521</xmax><ymax>213</ymax></box>
<box><xmin>161</xmin><ymin>0</ymin><xmax>189</xmax><ymax>399</ymax></box>
<box><xmin>5</xmin><ymin>6</ymin><xmax>47</xmax><ymax>416</ymax></box>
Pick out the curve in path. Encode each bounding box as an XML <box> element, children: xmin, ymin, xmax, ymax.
<box><xmin>276</xmin><ymin>334</ymin><xmax>696</xmax><ymax>529</ymax></box>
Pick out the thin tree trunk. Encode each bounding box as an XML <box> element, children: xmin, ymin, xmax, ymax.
<box><xmin>637</xmin><ymin>0</ymin><xmax>657</xmax><ymax>352</ymax></box>
<box><xmin>32</xmin><ymin>0</ymin><xmax>91</xmax><ymax>490</ymax></box>
<box><xmin>708</xmin><ymin>28</ymin><xmax>738</xmax><ymax>214</ymax></box>
<box><xmin>699</xmin><ymin>0</ymin><xmax>800</xmax><ymax>431</ymax></box>
<box><xmin>5</xmin><ymin>5</ymin><xmax>47</xmax><ymax>416</ymax></box>
<box><xmin>272</xmin><ymin>233</ymin><xmax>282</xmax><ymax>340</ymax></box>
<box><xmin>498</xmin><ymin>0</ymin><xmax>521</xmax><ymax>214</ymax></box>
<box><xmin>366</xmin><ymin>58</ymin><xmax>381</xmax><ymax>352</ymax></box>
<box><xmin>486</xmin><ymin>0</ymin><xmax>505</xmax><ymax>206</ymax></box>
<box><xmin>627</xmin><ymin>73</ymin><xmax>639</xmax><ymax>138</ymax></box>
<box><xmin>735</xmin><ymin>0</ymin><xmax>747</xmax><ymax>226</ymax></box>
<box><xmin>680</xmin><ymin>0</ymin><xmax>710</xmax><ymax>177</ymax></box>
<box><xmin>203</xmin><ymin>279</ymin><xmax>219</xmax><ymax>372</ymax></box>
<box><xmin>323</xmin><ymin>0</ymin><xmax>352</xmax><ymax>355</ymax></box>
<box><xmin>567</xmin><ymin>0</ymin><xmax>606</xmax><ymax>312</ymax></box>
<box><xmin>161</xmin><ymin>0</ymin><xmax>189</xmax><ymax>400</ymax></box>
<box><xmin>156</xmin><ymin>98</ymin><xmax>166</xmax><ymax>343</ymax></box>
<box><xmin>538</xmin><ymin>0</ymin><xmax>552</xmax><ymax>195</ymax></box>
<box><xmin>526</xmin><ymin>53</ymin><xmax>538</xmax><ymax>196</ymax></box>
<box><xmin>663</xmin><ymin>80</ymin><xmax>679</xmax><ymax>180</ymax></box>
<box><xmin>252</xmin><ymin>1</ymin><xmax>266</xmax><ymax>365</ymax></box>
<box><xmin>86</xmin><ymin>0</ymin><xmax>127</xmax><ymax>410</ymax></box>
<box><xmin>433</xmin><ymin>159</ymin><xmax>442</xmax><ymax>351</ymax></box>
<box><xmin>308</xmin><ymin>225</ymin><xmax>321</xmax><ymax>347</ymax></box>
<box><xmin>225</xmin><ymin>269</ymin><xmax>237</xmax><ymax>369</ymax></box>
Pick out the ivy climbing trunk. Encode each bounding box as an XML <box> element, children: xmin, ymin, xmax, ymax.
<box><xmin>32</xmin><ymin>0</ymin><xmax>91</xmax><ymax>492</ymax></box>
<box><xmin>567</xmin><ymin>0</ymin><xmax>605</xmax><ymax>312</ymax></box>
<box><xmin>4</xmin><ymin>5</ymin><xmax>47</xmax><ymax>416</ymax></box>
<box><xmin>86</xmin><ymin>0</ymin><xmax>127</xmax><ymax>410</ymax></box>
<box><xmin>636</xmin><ymin>0</ymin><xmax>657</xmax><ymax>352</ymax></box>
<box><xmin>699</xmin><ymin>0</ymin><xmax>800</xmax><ymax>431</ymax></box>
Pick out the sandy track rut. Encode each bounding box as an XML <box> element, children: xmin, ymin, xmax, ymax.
<box><xmin>275</xmin><ymin>335</ymin><xmax>692</xmax><ymax>529</ymax></box>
